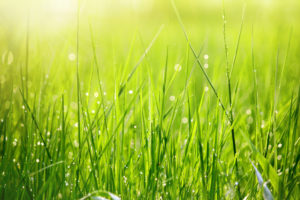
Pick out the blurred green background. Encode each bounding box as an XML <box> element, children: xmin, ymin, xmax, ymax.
<box><xmin>1</xmin><ymin>0</ymin><xmax>299</xmax><ymax>121</ymax></box>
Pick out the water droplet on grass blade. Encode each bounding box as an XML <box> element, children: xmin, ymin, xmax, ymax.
<box><xmin>246</xmin><ymin>109</ymin><xmax>252</xmax><ymax>115</ymax></box>
<box><xmin>12</xmin><ymin>139</ymin><xmax>17</xmax><ymax>146</ymax></box>
<box><xmin>74</xmin><ymin>140</ymin><xmax>79</xmax><ymax>148</ymax></box>
<box><xmin>285</xmin><ymin>168</ymin><xmax>289</xmax><ymax>173</ymax></box>
<box><xmin>68</xmin><ymin>53</ymin><xmax>76</xmax><ymax>61</ymax></box>
<box><xmin>174</xmin><ymin>64</ymin><xmax>182</xmax><ymax>72</ymax></box>
<box><xmin>169</xmin><ymin>95</ymin><xmax>175</xmax><ymax>101</ymax></box>
<box><xmin>182</xmin><ymin>117</ymin><xmax>188</xmax><ymax>124</ymax></box>
<box><xmin>277</xmin><ymin>155</ymin><xmax>282</xmax><ymax>160</ymax></box>
<box><xmin>261</xmin><ymin>121</ymin><xmax>265</xmax><ymax>128</ymax></box>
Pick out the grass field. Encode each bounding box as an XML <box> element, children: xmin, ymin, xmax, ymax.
<box><xmin>0</xmin><ymin>0</ymin><xmax>299</xmax><ymax>199</ymax></box>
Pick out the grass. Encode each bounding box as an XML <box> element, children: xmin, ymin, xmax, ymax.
<box><xmin>0</xmin><ymin>0</ymin><xmax>300</xmax><ymax>199</ymax></box>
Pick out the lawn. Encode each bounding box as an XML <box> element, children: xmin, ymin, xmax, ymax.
<box><xmin>0</xmin><ymin>0</ymin><xmax>299</xmax><ymax>199</ymax></box>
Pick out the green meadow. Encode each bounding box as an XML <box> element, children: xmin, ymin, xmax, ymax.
<box><xmin>0</xmin><ymin>0</ymin><xmax>299</xmax><ymax>199</ymax></box>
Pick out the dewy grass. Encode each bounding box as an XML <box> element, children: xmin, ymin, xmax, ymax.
<box><xmin>76</xmin><ymin>0</ymin><xmax>82</xmax><ymax>196</ymax></box>
<box><xmin>222</xmin><ymin>2</ymin><xmax>245</xmax><ymax>198</ymax></box>
<box><xmin>0</xmin><ymin>0</ymin><xmax>299</xmax><ymax>199</ymax></box>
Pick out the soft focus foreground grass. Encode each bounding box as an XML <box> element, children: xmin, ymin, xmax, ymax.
<box><xmin>0</xmin><ymin>0</ymin><xmax>299</xmax><ymax>199</ymax></box>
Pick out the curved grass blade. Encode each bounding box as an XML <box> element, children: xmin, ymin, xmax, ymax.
<box><xmin>250</xmin><ymin>160</ymin><xmax>274</xmax><ymax>200</ymax></box>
